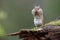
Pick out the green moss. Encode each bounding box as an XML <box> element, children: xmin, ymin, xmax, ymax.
<box><xmin>45</xmin><ymin>20</ymin><xmax>60</xmax><ymax>26</ymax></box>
<box><xmin>31</xmin><ymin>27</ymin><xmax>39</xmax><ymax>31</ymax></box>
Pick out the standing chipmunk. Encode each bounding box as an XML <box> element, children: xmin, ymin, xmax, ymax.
<box><xmin>32</xmin><ymin>5</ymin><xmax>44</xmax><ymax>27</ymax></box>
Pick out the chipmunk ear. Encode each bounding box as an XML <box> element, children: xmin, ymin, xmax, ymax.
<box><xmin>34</xmin><ymin>4</ymin><xmax>40</xmax><ymax>8</ymax></box>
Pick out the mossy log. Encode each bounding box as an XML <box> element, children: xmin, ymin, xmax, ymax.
<box><xmin>7</xmin><ymin>26</ymin><xmax>60</xmax><ymax>40</ymax></box>
<box><xmin>7</xmin><ymin>17</ymin><xmax>60</xmax><ymax>40</ymax></box>
<box><xmin>7</xmin><ymin>29</ymin><xmax>48</xmax><ymax>40</ymax></box>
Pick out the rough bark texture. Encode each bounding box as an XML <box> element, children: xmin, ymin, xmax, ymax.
<box><xmin>45</xmin><ymin>26</ymin><xmax>60</xmax><ymax>40</ymax></box>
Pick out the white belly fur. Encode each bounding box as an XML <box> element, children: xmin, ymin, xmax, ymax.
<box><xmin>34</xmin><ymin>18</ymin><xmax>42</xmax><ymax>26</ymax></box>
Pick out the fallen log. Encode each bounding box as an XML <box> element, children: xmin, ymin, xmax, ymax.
<box><xmin>7</xmin><ymin>17</ymin><xmax>60</xmax><ymax>40</ymax></box>
<box><xmin>7</xmin><ymin>29</ymin><xmax>48</xmax><ymax>40</ymax></box>
<box><xmin>7</xmin><ymin>26</ymin><xmax>60</xmax><ymax>40</ymax></box>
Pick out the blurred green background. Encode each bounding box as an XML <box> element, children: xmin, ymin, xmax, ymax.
<box><xmin>0</xmin><ymin>0</ymin><xmax>60</xmax><ymax>40</ymax></box>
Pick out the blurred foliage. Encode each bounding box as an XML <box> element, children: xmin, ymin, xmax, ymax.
<box><xmin>0</xmin><ymin>25</ymin><xmax>6</xmax><ymax>36</ymax></box>
<box><xmin>0</xmin><ymin>10</ymin><xmax>7</xmax><ymax>40</ymax></box>
<box><xmin>0</xmin><ymin>10</ymin><xmax>7</xmax><ymax>20</ymax></box>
